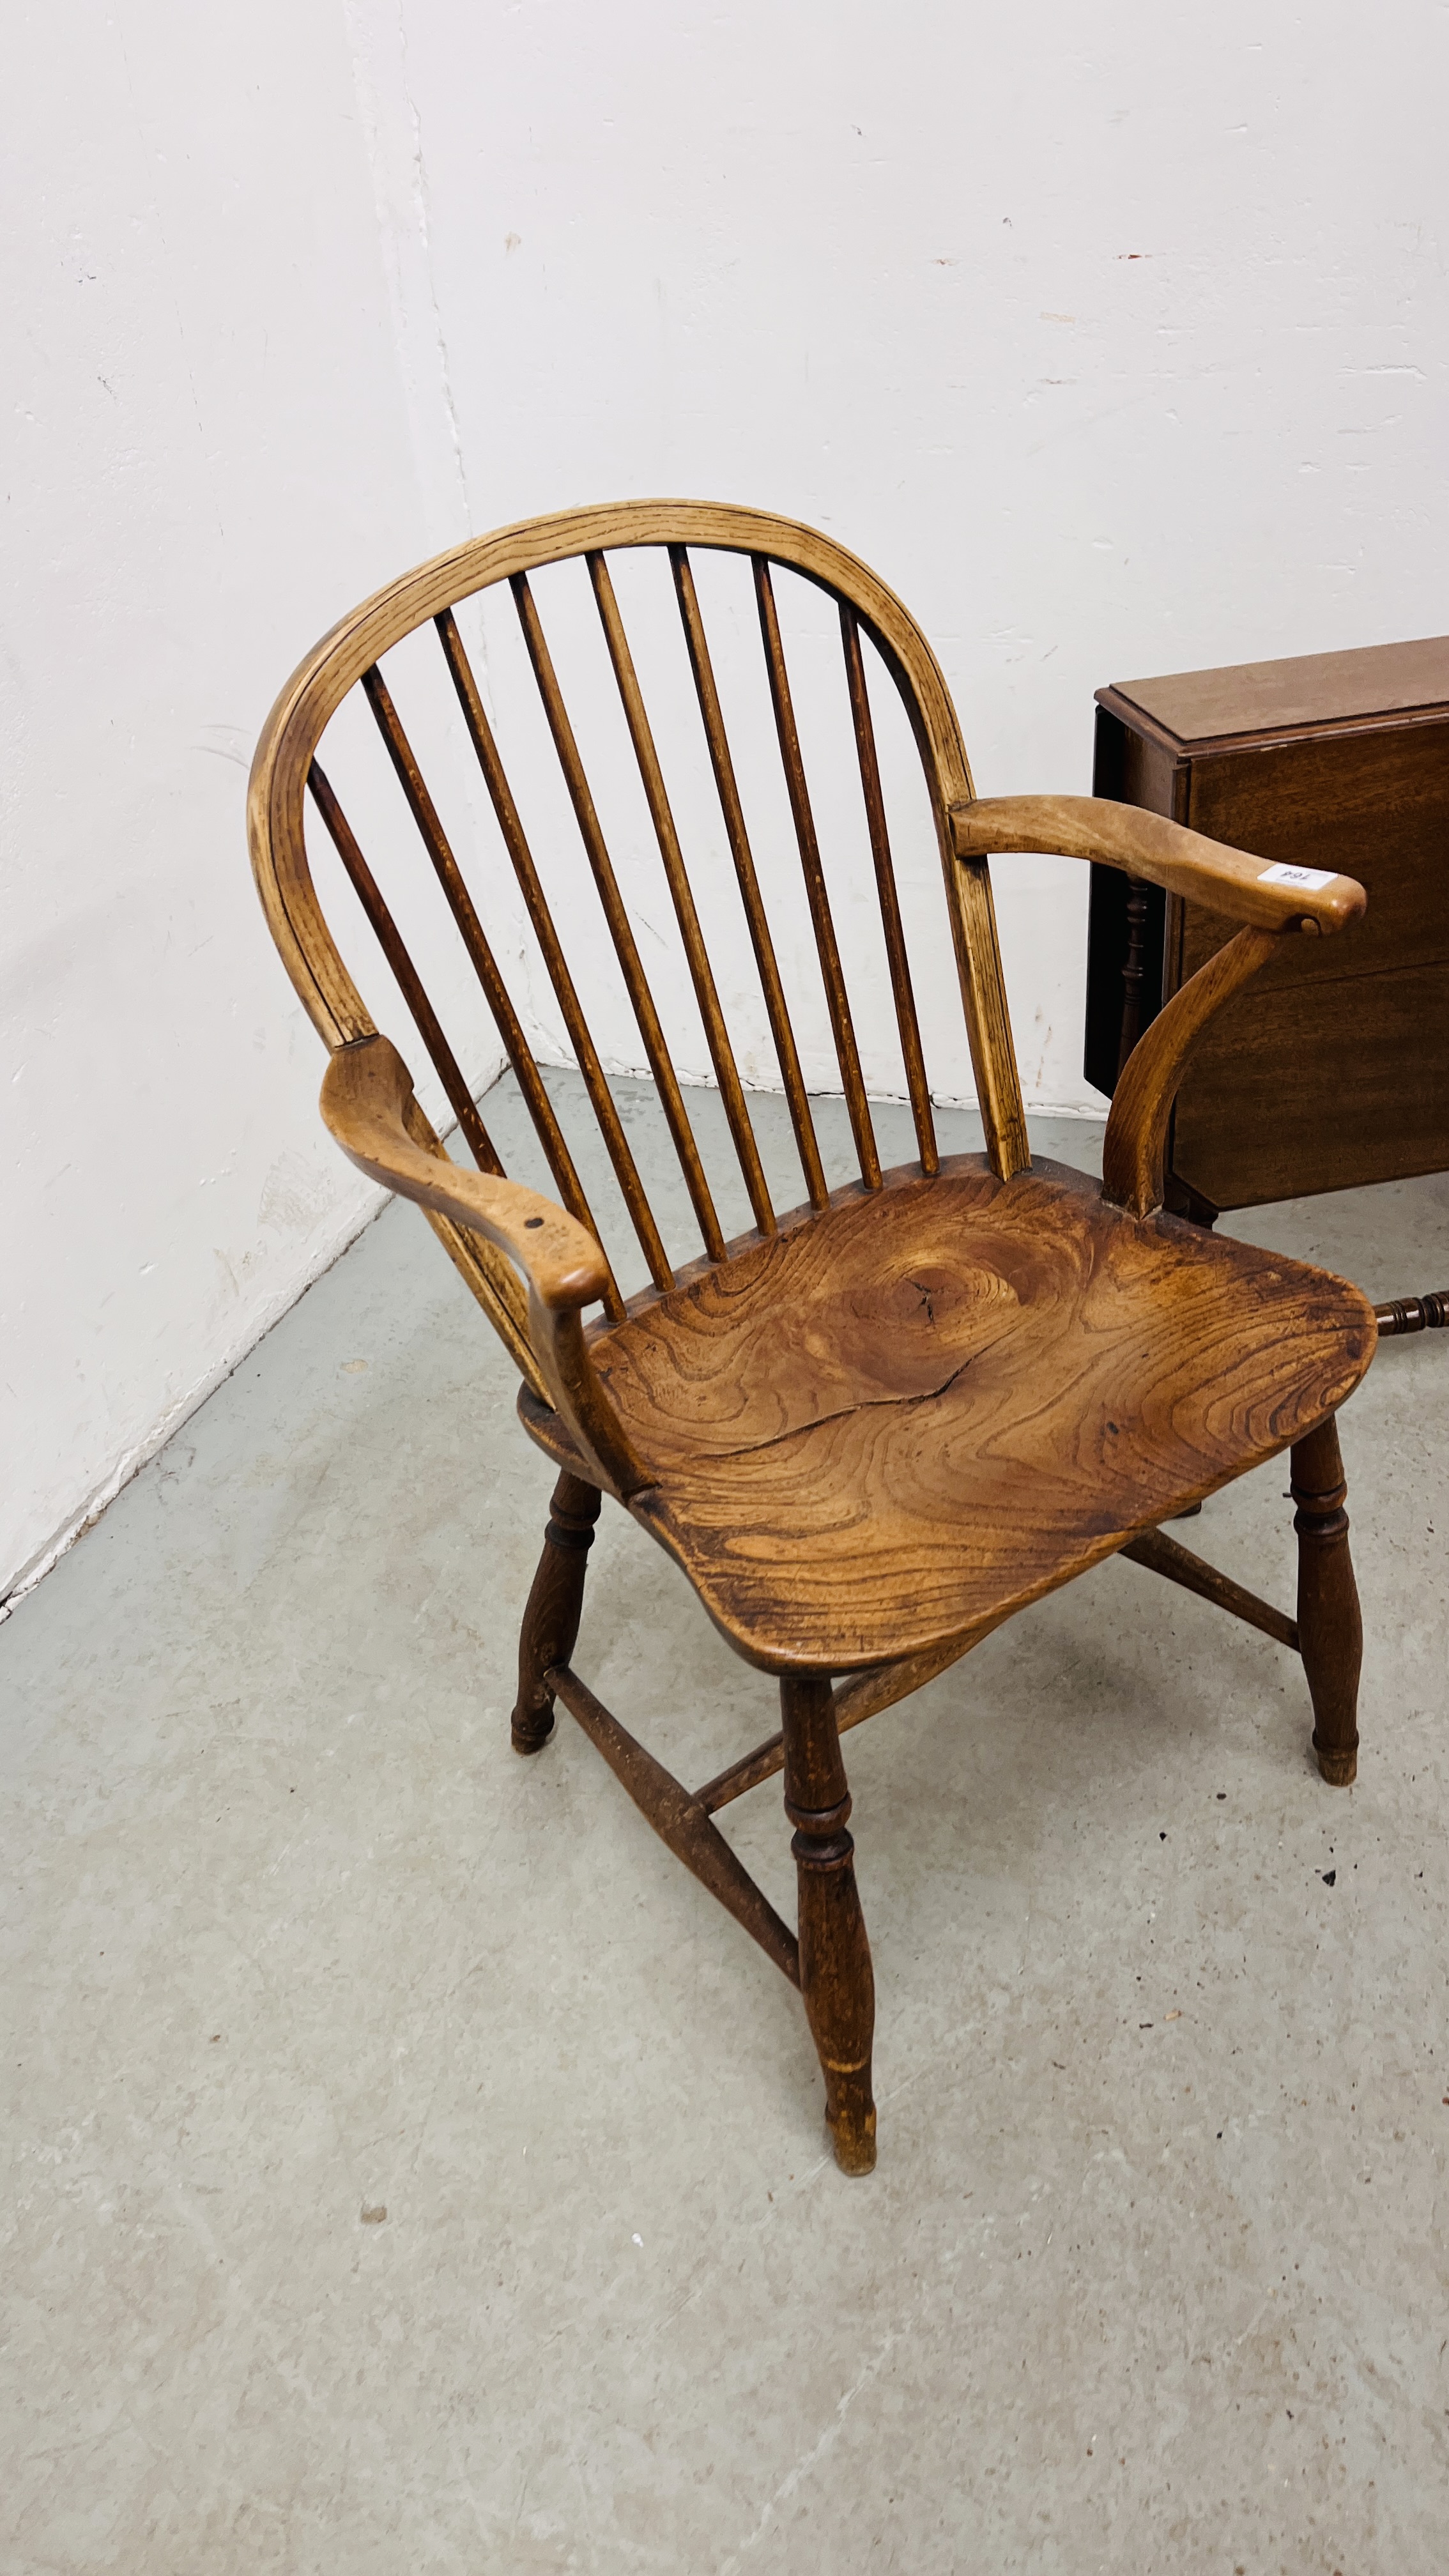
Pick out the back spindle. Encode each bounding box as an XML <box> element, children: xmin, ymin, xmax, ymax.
<box><xmin>839</xmin><ymin>605</ymin><xmax>939</xmax><ymax>1176</ymax></box>
<box><xmin>306</xmin><ymin>758</ymin><xmax>503</xmax><ymax>1177</ymax></box>
<box><xmin>434</xmin><ymin>606</ymin><xmax>673</xmax><ymax>1300</ymax></box>
<box><xmin>753</xmin><ymin>557</ymin><xmax>882</xmax><ymax>1192</ymax></box>
<box><xmin>670</xmin><ymin>546</ymin><xmax>830</xmax><ymax>1215</ymax></box>
<box><xmin>358</xmin><ymin>663</ymin><xmax>624</xmax><ymax>1317</ymax></box>
<box><xmin>511</xmin><ymin>571</ymin><xmax>728</xmax><ymax>1269</ymax></box>
<box><xmin>586</xmin><ymin>551</ymin><xmax>777</xmax><ymax>1241</ymax></box>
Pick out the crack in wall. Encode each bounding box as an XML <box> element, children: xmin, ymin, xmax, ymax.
<box><xmin>395</xmin><ymin>0</ymin><xmax>471</xmax><ymax>537</ymax></box>
<box><xmin>343</xmin><ymin>0</ymin><xmax>472</xmax><ymax>546</ymax></box>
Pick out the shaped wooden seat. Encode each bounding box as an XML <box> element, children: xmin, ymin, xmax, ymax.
<box><xmin>553</xmin><ymin>1156</ymin><xmax>1373</xmax><ymax>1673</ymax></box>
<box><xmin>250</xmin><ymin>501</ymin><xmax>1374</xmax><ymax>2175</ymax></box>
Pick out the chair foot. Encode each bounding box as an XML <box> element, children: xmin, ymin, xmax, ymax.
<box><xmin>510</xmin><ymin>1473</ymin><xmax>602</xmax><ymax>1756</ymax></box>
<box><xmin>827</xmin><ymin>2079</ymin><xmax>878</xmax><ymax>2177</ymax></box>
<box><xmin>781</xmin><ymin>1675</ymin><xmax>877</xmax><ymax>2174</ymax></box>
<box><xmin>1291</xmin><ymin>1414</ymin><xmax>1362</xmax><ymax>1788</ymax></box>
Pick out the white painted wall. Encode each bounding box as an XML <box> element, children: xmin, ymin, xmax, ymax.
<box><xmin>4</xmin><ymin>0</ymin><xmax>1445</xmax><ymax>1602</ymax></box>
<box><xmin>0</xmin><ymin>4</ymin><xmax>473</xmax><ymax>1604</ymax></box>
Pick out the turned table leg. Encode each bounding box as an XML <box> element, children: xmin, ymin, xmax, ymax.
<box><xmin>781</xmin><ymin>1673</ymin><xmax>877</xmax><ymax>2175</ymax></box>
<box><xmin>510</xmin><ymin>1471</ymin><xmax>602</xmax><ymax>1755</ymax></box>
<box><xmin>1291</xmin><ymin>1414</ymin><xmax>1362</xmax><ymax>1788</ymax></box>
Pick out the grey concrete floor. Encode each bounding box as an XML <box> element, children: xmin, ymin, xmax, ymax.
<box><xmin>4</xmin><ymin>1073</ymin><xmax>1448</xmax><ymax>2574</ymax></box>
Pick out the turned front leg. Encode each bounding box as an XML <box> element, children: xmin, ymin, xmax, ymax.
<box><xmin>781</xmin><ymin>1673</ymin><xmax>877</xmax><ymax>2175</ymax></box>
<box><xmin>510</xmin><ymin>1471</ymin><xmax>602</xmax><ymax>1755</ymax></box>
<box><xmin>1291</xmin><ymin>1414</ymin><xmax>1363</xmax><ymax>1788</ymax></box>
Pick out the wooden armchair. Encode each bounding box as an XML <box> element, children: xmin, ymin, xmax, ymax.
<box><xmin>249</xmin><ymin>503</ymin><xmax>1374</xmax><ymax>2174</ymax></box>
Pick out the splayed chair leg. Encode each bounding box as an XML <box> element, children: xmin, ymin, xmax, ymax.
<box><xmin>1291</xmin><ymin>1414</ymin><xmax>1362</xmax><ymax>1788</ymax></box>
<box><xmin>510</xmin><ymin>1472</ymin><xmax>602</xmax><ymax>1755</ymax></box>
<box><xmin>781</xmin><ymin>1673</ymin><xmax>877</xmax><ymax>2174</ymax></box>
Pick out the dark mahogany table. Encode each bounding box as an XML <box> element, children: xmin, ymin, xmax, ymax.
<box><xmin>1084</xmin><ymin>634</ymin><xmax>1449</xmax><ymax>1338</ymax></box>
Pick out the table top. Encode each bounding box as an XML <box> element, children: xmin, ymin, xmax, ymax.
<box><xmin>1100</xmin><ymin>633</ymin><xmax>1449</xmax><ymax>754</ymax></box>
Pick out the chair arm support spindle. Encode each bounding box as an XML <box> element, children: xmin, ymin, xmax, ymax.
<box><xmin>1100</xmin><ymin>925</ymin><xmax>1280</xmax><ymax>1215</ymax></box>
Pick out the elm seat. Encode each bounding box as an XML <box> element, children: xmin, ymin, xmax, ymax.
<box><xmin>528</xmin><ymin>1156</ymin><xmax>1374</xmax><ymax>1672</ymax></box>
<box><xmin>249</xmin><ymin>498</ymin><xmax>1374</xmax><ymax>2175</ymax></box>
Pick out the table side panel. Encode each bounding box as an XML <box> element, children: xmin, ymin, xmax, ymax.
<box><xmin>1167</xmin><ymin>715</ymin><xmax>1449</xmax><ymax>1204</ymax></box>
<box><xmin>1172</xmin><ymin>957</ymin><xmax>1449</xmax><ymax>1208</ymax></box>
<box><xmin>1178</xmin><ymin>720</ymin><xmax>1449</xmax><ymax>992</ymax></box>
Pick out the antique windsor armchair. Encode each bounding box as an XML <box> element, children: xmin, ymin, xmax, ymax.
<box><xmin>249</xmin><ymin>502</ymin><xmax>1373</xmax><ymax>2174</ymax></box>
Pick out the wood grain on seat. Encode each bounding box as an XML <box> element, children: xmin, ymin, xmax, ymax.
<box><xmin>574</xmin><ymin>1159</ymin><xmax>1375</xmax><ymax>1671</ymax></box>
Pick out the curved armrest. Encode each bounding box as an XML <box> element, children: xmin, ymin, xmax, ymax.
<box><xmin>321</xmin><ymin>1033</ymin><xmax>608</xmax><ymax>1310</ymax></box>
<box><xmin>320</xmin><ymin>1036</ymin><xmax>650</xmax><ymax>1495</ymax></box>
<box><xmin>951</xmin><ymin>793</ymin><xmax>1365</xmax><ymax>937</ymax></box>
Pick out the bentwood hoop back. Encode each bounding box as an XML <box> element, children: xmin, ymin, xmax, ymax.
<box><xmin>250</xmin><ymin>501</ymin><xmax>1374</xmax><ymax>2174</ymax></box>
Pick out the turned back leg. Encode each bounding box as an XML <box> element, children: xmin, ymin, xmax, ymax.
<box><xmin>511</xmin><ymin>1472</ymin><xmax>602</xmax><ymax>1755</ymax></box>
<box><xmin>1291</xmin><ymin>1414</ymin><xmax>1363</xmax><ymax>1788</ymax></box>
<box><xmin>781</xmin><ymin>1674</ymin><xmax>877</xmax><ymax>2175</ymax></box>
